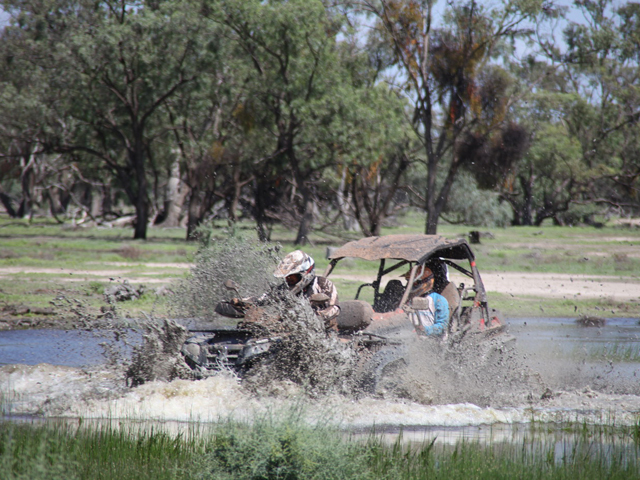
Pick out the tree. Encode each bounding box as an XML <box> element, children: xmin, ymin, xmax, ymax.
<box><xmin>208</xmin><ymin>0</ymin><xmax>367</xmax><ymax>244</ymax></box>
<box><xmin>359</xmin><ymin>0</ymin><xmax>547</xmax><ymax>233</ymax></box>
<box><xmin>1</xmin><ymin>0</ymin><xmax>210</xmax><ymax>238</ymax></box>
<box><xmin>163</xmin><ymin>30</ymin><xmax>255</xmax><ymax>239</ymax></box>
<box><xmin>524</xmin><ymin>0</ymin><xmax>640</xmax><ymax>221</ymax></box>
<box><xmin>563</xmin><ymin>0</ymin><xmax>640</xmax><ymax>216</ymax></box>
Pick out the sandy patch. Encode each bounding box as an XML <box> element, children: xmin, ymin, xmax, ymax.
<box><xmin>1</xmin><ymin>266</ymin><xmax>638</xmax><ymax>301</ymax></box>
<box><xmin>479</xmin><ymin>272</ymin><xmax>640</xmax><ymax>301</ymax></box>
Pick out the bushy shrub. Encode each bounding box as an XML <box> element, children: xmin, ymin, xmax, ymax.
<box><xmin>199</xmin><ymin>413</ymin><xmax>372</xmax><ymax>480</ymax></box>
<box><xmin>443</xmin><ymin>172</ymin><xmax>512</xmax><ymax>227</ymax></box>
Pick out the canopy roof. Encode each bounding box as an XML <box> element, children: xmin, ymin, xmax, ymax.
<box><xmin>329</xmin><ymin>234</ymin><xmax>473</xmax><ymax>264</ymax></box>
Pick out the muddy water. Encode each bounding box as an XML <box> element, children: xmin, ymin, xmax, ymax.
<box><xmin>2</xmin><ymin>317</ymin><xmax>640</xmax><ymax>436</ymax></box>
<box><xmin>0</xmin><ymin>329</ymin><xmax>115</xmax><ymax>367</ymax></box>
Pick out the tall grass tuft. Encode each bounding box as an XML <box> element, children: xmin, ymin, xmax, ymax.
<box><xmin>2</xmin><ymin>416</ymin><xmax>640</xmax><ymax>479</ymax></box>
<box><xmin>0</xmin><ymin>420</ymin><xmax>200</xmax><ymax>480</ymax></box>
<box><xmin>197</xmin><ymin>411</ymin><xmax>372</xmax><ymax>479</ymax></box>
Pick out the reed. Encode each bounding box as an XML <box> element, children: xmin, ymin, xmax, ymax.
<box><xmin>2</xmin><ymin>416</ymin><xmax>639</xmax><ymax>479</ymax></box>
<box><xmin>0</xmin><ymin>419</ymin><xmax>201</xmax><ymax>480</ymax></box>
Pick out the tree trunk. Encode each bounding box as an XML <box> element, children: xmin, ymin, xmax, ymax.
<box><xmin>132</xmin><ymin>140</ymin><xmax>149</xmax><ymax>240</ymax></box>
<box><xmin>424</xmin><ymin>143</ymin><xmax>439</xmax><ymax>235</ymax></box>
<box><xmin>295</xmin><ymin>190</ymin><xmax>314</xmax><ymax>246</ymax></box>
<box><xmin>336</xmin><ymin>167</ymin><xmax>360</xmax><ymax>232</ymax></box>
<box><xmin>186</xmin><ymin>187</ymin><xmax>202</xmax><ymax>241</ymax></box>
<box><xmin>47</xmin><ymin>187</ymin><xmax>66</xmax><ymax>216</ymax></box>
<box><xmin>102</xmin><ymin>184</ymin><xmax>113</xmax><ymax>216</ymax></box>
<box><xmin>18</xmin><ymin>153</ymin><xmax>35</xmax><ymax>219</ymax></box>
<box><xmin>519</xmin><ymin>166</ymin><xmax>535</xmax><ymax>226</ymax></box>
<box><xmin>159</xmin><ymin>156</ymin><xmax>184</xmax><ymax>227</ymax></box>
<box><xmin>228</xmin><ymin>161</ymin><xmax>243</xmax><ymax>223</ymax></box>
<box><xmin>253</xmin><ymin>178</ymin><xmax>271</xmax><ymax>242</ymax></box>
<box><xmin>0</xmin><ymin>190</ymin><xmax>17</xmax><ymax>217</ymax></box>
<box><xmin>90</xmin><ymin>186</ymin><xmax>102</xmax><ymax>219</ymax></box>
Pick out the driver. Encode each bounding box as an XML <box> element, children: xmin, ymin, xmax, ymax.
<box><xmin>403</xmin><ymin>265</ymin><xmax>449</xmax><ymax>337</ymax></box>
<box><xmin>274</xmin><ymin>250</ymin><xmax>340</xmax><ymax>331</ymax></box>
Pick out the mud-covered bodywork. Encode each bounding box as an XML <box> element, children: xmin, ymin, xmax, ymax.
<box><xmin>325</xmin><ymin>234</ymin><xmax>504</xmax><ymax>337</ymax></box>
<box><xmin>181</xmin><ymin>328</ymin><xmax>283</xmax><ymax>375</ymax></box>
<box><xmin>181</xmin><ymin>234</ymin><xmax>507</xmax><ymax>392</ymax></box>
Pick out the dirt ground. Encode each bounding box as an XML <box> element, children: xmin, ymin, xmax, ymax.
<box><xmin>476</xmin><ymin>272</ymin><xmax>640</xmax><ymax>301</ymax></box>
<box><xmin>2</xmin><ymin>264</ymin><xmax>638</xmax><ymax>301</ymax></box>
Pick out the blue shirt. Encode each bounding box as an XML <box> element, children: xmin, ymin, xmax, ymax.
<box><xmin>417</xmin><ymin>292</ymin><xmax>449</xmax><ymax>336</ymax></box>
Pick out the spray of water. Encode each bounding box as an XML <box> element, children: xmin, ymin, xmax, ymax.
<box><xmin>47</xmin><ymin>235</ymin><xmax>547</xmax><ymax>408</ymax></box>
<box><xmin>397</xmin><ymin>334</ymin><xmax>544</xmax><ymax>407</ymax></box>
<box><xmin>170</xmin><ymin>235</ymin><xmax>281</xmax><ymax>322</ymax></box>
<box><xmin>240</xmin><ymin>288</ymin><xmax>359</xmax><ymax>396</ymax></box>
<box><xmin>167</xmin><ymin>235</ymin><xmax>359</xmax><ymax>396</ymax></box>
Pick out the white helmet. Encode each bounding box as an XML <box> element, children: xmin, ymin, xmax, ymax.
<box><xmin>274</xmin><ymin>250</ymin><xmax>315</xmax><ymax>294</ymax></box>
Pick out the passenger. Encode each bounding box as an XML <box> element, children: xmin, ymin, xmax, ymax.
<box><xmin>403</xmin><ymin>265</ymin><xmax>449</xmax><ymax>337</ymax></box>
<box><xmin>424</xmin><ymin>258</ymin><xmax>449</xmax><ymax>294</ymax></box>
<box><xmin>273</xmin><ymin>250</ymin><xmax>340</xmax><ymax>331</ymax></box>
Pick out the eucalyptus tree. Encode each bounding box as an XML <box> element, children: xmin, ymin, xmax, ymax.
<box><xmin>555</xmin><ymin>0</ymin><xmax>640</xmax><ymax>217</ymax></box>
<box><xmin>506</xmin><ymin>0</ymin><xmax>640</xmax><ymax>224</ymax></box>
<box><xmin>161</xmin><ymin>26</ymin><xmax>250</xmax><ymax>239</ymax></box>
<box><xmin>0</xmin><ymin>76</ymin><xmax>41</xmax><ymax>218</ymax></box>
<box><xmin>326</xmin><ymin>40</ymin><xmax>415</xmax><ymax>237</ymax></box>
<box><xmin>0</xmin><ymin>20</ymin><xmax>66</xmax><ymax>218</ymax></box>
<box><xmin>207</xmin><ymin>0</ymin><xmax>370</xmax><ymax>244</ymax></box>
<box><xmin>1</xmin><ymin>0</ymin><xmax>210</xmax><ymax>238</ymax></box>
<box><xmin>355</xmin><ymin>0</ymin><xmax>549</xmax><ymax>234</ymax></box>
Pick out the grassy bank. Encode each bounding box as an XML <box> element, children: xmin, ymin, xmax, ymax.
<box><xmin>2</xmin><ymin>416</ymin><xmax>639</xmax><ymax>479</ymax></box>
<box><xmin>1</xmin><ymin>213</ymin><xmax>639</xmax><ymax>326</ymax></box>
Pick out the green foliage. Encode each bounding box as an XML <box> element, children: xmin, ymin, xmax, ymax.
<box><xmin>0</xmin><ymin>421</ymin><xmax>198</xmax><ymax>480</ymax></box>
<box><xmin>201</xmin><ymin>414</ymin><xmax>372</xmax><ymax>480</ymax></box>
<box><xmin>0</xmin><ymin>0</ymin><xmax>639</xmax><ymax>241</ymax></box>
<box><xmin>444</xmin><ymin>172</ymin><xmax>513</xmax><ymax>227</ymax></box>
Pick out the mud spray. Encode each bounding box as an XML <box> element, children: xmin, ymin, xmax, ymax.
<box><xmin>3</xmin><ymin>236</ymin><xmax>640</xmax><ymax>429</ymax></box>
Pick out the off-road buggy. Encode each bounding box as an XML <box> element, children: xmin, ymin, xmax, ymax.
<box><xmin>181</xmin><ymin>234</ymin><xmax>508</xmax><ymax>392</ymax></box>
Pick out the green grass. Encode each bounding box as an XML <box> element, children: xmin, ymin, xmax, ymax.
<box><xmin>0</xmin><ymin>420</ymin><xmax>201</xmax><ymax>480</ymax></box>
<box><xmin>1</xmin><ymin>212</ymin><xmax>640</xmax><ymax>324</ymax></box>
<box><xmin>487</xmin><ymin>292</ymin><xmax>640</xmax><ymax>318</ymax></box>
<box><xmin>2</xmin><ymin>416</ymin><xmax>639</xmax><ymax>480</ymax></box>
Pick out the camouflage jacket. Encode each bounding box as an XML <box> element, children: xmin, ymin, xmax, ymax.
<box><xmin>303</xmin><ymin>276</ymin><xmax>340</xmax><ymax>325</ymax></box>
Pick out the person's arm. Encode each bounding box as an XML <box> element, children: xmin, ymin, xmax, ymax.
<box><xmin>316</xmin><ymin>277</ymin><xmax>340</xmax><ymax>321</ymax></box>
<box><xmin>423</xmin><ymin>293</ymin><xmax>449</xmax><ymax>336</ymax></box>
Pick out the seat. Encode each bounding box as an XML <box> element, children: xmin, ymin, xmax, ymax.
<box><xmin>373</xmin><ymin>279</ymin><xmax>405</xmax><ymax>313</ymax></box>
<box><xmin>336</xmin><ymin>300</ymin><xmax>373</xmax><ymax>332</ymax></box>
<box><xmin>439</xmin><ymin>281</ymin><xmax>462</xmax><ymax>331</ymax></box>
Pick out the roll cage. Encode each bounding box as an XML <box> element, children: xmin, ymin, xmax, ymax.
<box><xmin>323</xmin><ymin>234</ymin><xmax>490</xmax><ymax>316</ymax></box>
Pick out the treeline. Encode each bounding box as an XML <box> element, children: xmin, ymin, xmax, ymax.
<box><xmin>1</xmin><ymin>0</ymin><xmax>639</xmax><ymax>241</ymax></box>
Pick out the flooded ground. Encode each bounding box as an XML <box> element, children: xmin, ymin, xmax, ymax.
<box><xmin>1</xmin><ymin>316</ymin><xmax>640</xmax><ymax>439</ymax></box>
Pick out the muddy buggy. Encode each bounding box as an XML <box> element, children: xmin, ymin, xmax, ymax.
<box><xmin>181</xmin><ymin>234</ymin><xmax>508</xmax><ymax>393</ymax></box>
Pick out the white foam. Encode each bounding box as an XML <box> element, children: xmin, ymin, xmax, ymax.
<box><xmin>4</xmin><ymin>364</ymin><xmax>640</xmax><ymax>429</ymax></box>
